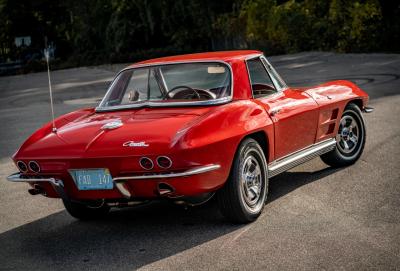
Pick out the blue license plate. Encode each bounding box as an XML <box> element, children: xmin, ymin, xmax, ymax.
<box><xmin>70</xmin><ymin>169</ymin><xmax>113</xmax><ymax>190</ymax></box>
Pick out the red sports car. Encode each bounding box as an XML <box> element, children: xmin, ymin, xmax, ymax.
<box><xmin>7</xmin><ymin>51</ymin><xmax>373</xmax><ymax>223</ymax></box>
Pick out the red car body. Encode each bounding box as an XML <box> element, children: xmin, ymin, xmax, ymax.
<box><xmin>8</xmin><ymin>50</ymin><xmax>370</xmax><ymax>206</ymax></box>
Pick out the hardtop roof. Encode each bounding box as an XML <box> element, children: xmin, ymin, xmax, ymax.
<box><xmin>128</xmin><ymin>50</ymin><xmax>263</xmax><ymax>68</ymax></box>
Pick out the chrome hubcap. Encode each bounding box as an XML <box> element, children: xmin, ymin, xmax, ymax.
<box><xmin>241</xmin><ymin>156</ymin><xmax>263</xmax><ymax>208</ymax></box>
<box><xmin>337</xmin><ymin>115</ymin><xmax>359</xmax><ymax>154</ymax></box>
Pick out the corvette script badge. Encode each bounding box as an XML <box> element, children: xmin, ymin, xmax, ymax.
<box><xmin>123</xmin><ymin>141</ymin><xmax>149</xmax><ymax>147</ymax></box>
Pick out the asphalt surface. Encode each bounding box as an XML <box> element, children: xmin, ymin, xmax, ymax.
<box><xmin>0</xmin><ymin>52</ymin><xmax>399</xmax><ymax>270</ymax></box>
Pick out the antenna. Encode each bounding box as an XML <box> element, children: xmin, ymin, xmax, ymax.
<box><xmin>44</xmin><ymin>37</ymin><xmax>57</xmax><ymax>133</ymax></box>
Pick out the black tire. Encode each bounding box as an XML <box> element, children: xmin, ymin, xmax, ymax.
<box><xmin>63</xmin><ymin>199</ymin><xmax>110</xmax><ymax>220</ymax></box>
<box><xmin>217</xmin><ymin>138</ymin><xmax>268</xmax><ymax>223</ymax></box>
<box><xmin>321</xmin><ymin>103</ymin><xmax>366</xmax><ymax>167</ymax></box>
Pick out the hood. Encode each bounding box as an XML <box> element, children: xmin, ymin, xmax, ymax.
<box><xmin>16</xmin><ymin>107</ymin><xmax>214</xmax><ymax>159</ymax></box>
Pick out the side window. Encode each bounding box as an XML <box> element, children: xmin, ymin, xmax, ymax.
<box><xmin>148</xmin><ymin>70</ymin><xmax>163</xmax><ymax>99</ymax></box>
<box><xmin>121</xmin><ymin>68</ymin><xmax>149</xmax><ymax>104</ymax></box>
<box><xmin>120</xmin><ymin>68</ymin><xmax>163</xmax><ymax>103</ymax></box>
<box><xmin>261</xmin><ymin>57</ymin><xmax>286</xmax><ymax>90</ymax></box>
<box><xmin>247</xmin><ymin>58</ymin><xmax>277</xmax><ymax>98</ymax></box>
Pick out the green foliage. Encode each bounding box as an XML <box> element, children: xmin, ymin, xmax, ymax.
<box><xmin>348</xmin><ymin>0</ymin><xmax>382</xmax><ymax>51</ymax></box>
<box><xmin>241</xmin><ymin>0</ymin><xmax>389</xmax><ymax>54</ymax></box>
<box><xmin>0</xmin><ymin>0</ymin><xmax>398</xmax><ymax>70</ymax></box>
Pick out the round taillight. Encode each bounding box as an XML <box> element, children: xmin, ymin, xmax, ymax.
<box><xmin>17</xmin><ymin>161</ymin><xmax>28</xmax><ymax>172</ymax></box>
<box><xmin>139</xmin><ymin>157</ymin><xmax>154</xmax><ymax>170</ymax></box>
<box><xmin>157</xmin><ymin>156</ymin><xmax>172</xmax><ymax>169</ymax></box>
<box><xmin>28</xmin><ymin>161</ymin><xmax>41</xmax><ymax>173</ymax></box>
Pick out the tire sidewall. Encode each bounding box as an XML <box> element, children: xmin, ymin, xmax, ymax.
<box><xmin>233</xmin><ymin>138</ymin><xmax>268</xmax><ymax>220</ymax></box>
<box><xmin>335</xmin><ymin>104</ymin><xmax>366</xmax><ymax>162</ymax></box>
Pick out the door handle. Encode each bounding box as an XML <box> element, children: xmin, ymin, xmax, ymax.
<box><xmin>270</xmin><ymin>108</ymin><xmax>281</xmax><ymax>116</ymax></box>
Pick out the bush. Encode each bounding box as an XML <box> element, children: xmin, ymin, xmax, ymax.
<box><xmin>241</xmin><ymin>0</ymin><xmax>385</xmax><ymax>54</ymax></box>
<box><xmin>0</xmin><ymin>0</ymin><xmax>398</xmax><ymax>75</ymax></box>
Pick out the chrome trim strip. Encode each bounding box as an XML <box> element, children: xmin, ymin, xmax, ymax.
<box><xmin>95</xmin><ymin>96</ymin><xmax>232</xmax><ymax>112</ymax></box>
<box><xmin>95</xmin><ymin>60</ymin><xmax>234</xmax><ymax>112</ymax></box>
<box><xmin>113</xmin><ymin>164</ymin><xmax>221</xmax><ymax>182</ymax></box>
<box><xmin>268</xmin><ymin>138</ymin><xmax>336</xmax><ymax>178</ymax></box>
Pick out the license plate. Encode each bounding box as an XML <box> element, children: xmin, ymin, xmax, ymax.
<box><xmin>70</xmin><ymin>169</ymin><xmax>113</xmax><ymax>190</ymax></box>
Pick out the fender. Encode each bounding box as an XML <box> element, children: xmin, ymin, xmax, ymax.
<box><xmin>305</xmin><ymin>80</ymin><xmax>369</xmax><ymax>142</ymax></box>
<box><xmin>175</xmin><ymin>100</ymin><xmax>274</xmax><ymax>163</ymax></box>
<box><xmin>13</xmin><ymin>108</ymin><xmax>95</xmax><ymax>159</ymax></box>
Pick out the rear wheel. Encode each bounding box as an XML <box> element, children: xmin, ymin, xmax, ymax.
<box><xmin>63</xmin><ymin>199</ymin><xmax>110</xmax><ymax>220</ymax></box>
<box><xmin>321</xmin><ymin>103</ymin><xmax>366</xmax><ymax>167</ymax></box>
<box><xmin>217</xmin><ymin>138</ymin><xmax>268</xmax><ymax>223</ymax></box>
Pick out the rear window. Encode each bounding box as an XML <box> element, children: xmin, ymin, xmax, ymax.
<box><xmin>99</xmin><ymin>62</ymin><xmax>232</xmax><ymax>109</ymax></box>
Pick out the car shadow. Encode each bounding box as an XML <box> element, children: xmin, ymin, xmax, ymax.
<box><xmin>0</xmin><ymin>166</ymin><xmax>343</xmax><ymax>270</ymax></box>
<box><xmin>268</xmin><ymin>166</ymin><xmax>343</xmax><ymax>203</ymax></box>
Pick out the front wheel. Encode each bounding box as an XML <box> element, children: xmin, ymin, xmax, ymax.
<box><xmin>63</xmin><ymin>199</ymin><xmax>110</xmax><ymax>220</ymax></box>
<box><xmin>321</xmin><ymin>103</ymin><xmax>366</xmax><ymax>167</ymax></box>
<box><xmin>217</xmin><ymin>138</ymin><xmax>268</xmax><ymax>223</ymax></box>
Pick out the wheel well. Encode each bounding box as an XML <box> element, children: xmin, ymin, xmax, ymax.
<box><xmin>347</xmin><ymin>99</ymin><xmax>363</xmax><ymax>110</ymax></box>
<box><xmin>244</xmin><ymin>131</ymin><xmax>269</xmax><ymax>161</ymax></box>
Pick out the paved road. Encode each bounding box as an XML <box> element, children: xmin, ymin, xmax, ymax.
<box><xmin>0</xmin><ymin>52</ymin><xmax>399</xmax><ymax>270</ymax></box>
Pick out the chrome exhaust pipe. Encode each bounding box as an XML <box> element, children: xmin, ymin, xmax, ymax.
<box><xmin>157</xmin><ymin>182</ymin><xmax>175</xmax><ymax>196</ymax></box>
<box><xmin>107</xmin><ymin>201</ymin><xmax>148</xmax><ymax>207</ymax></box>
<box><xmin>28</xmin><ymin>184</ymin><xmax>45</xmax><ymax>196</ymax></box>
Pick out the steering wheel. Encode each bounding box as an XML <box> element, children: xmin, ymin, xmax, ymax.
<box><xmin>164</xmin><ymin>85</ymin><xmax>216</xmax><ymax>100</ymax></box>
<box><xmin>163</xmin><ymin>85</ymin><xmax>200</xmax><ymax>100</ymax></box>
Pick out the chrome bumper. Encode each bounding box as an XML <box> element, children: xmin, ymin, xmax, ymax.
<box><xmin>113</xmin><ymin>164</ymin><xmax>221</xmax><ymax>198</ymax></box>
<box><xmin>113</xmin><ymin>164</ymin><xmax>220</xmax><ymax>181</ymax></box>
<box><xmin>6</xmin><ymin>164</ymin><xmax>221</xmax><ymax>199</ymax></box>
<box><xmin>6</xmin><ymin>173</ymin><xmax>68</xmax><ymax>200</ymax></box>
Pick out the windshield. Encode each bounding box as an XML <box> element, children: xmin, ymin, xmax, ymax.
<box><xmin>98</xmin><ymin>62</ymin><xmax>231</xmax><ymax>109</ymax></box>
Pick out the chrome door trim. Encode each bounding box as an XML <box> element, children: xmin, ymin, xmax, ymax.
<box><xmin>268</xmin><ymin>138</ymin><xmax>336</xmax><ymax>177</ymax></box>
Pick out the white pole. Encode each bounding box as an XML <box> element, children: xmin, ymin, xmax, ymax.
<box><xmin>45</xmin><ymin>48</ymin><xmax>57</xmax><ymax>133</ymax></box>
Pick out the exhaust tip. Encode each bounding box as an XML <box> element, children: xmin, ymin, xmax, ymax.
<box><xmin>157</xmin><ymin>182</ymin><xmax>175</xmax><ymax>196</ymax></box>
<box><xmin>28</xmin><ymin>184</ymin><xmax>45</xmax><ymax>195</ymax></box>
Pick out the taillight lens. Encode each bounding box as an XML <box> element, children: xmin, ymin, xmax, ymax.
<box><xmin>17</xmin><ymin>161</ymin><xmax>28</xmax><ymax>172</ymax></box>
<box><xmin>28</xmin><ymin>161</ymin><xmax>41</xmax><ymax>173</ymax></box>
